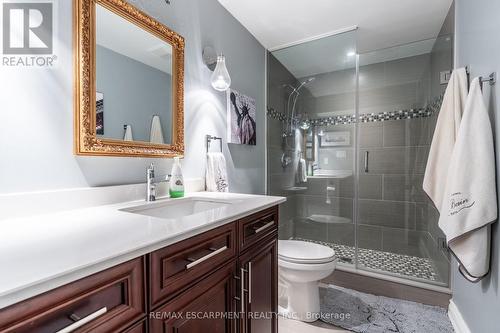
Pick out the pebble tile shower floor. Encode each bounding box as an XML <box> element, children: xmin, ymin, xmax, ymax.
<box><xmin>294</xmin><ymin>238</ymin><xmax>441</xmax><ymax>282</ymax></box>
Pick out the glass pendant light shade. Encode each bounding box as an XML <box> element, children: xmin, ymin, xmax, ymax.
<box><xmin>211</xmin><ymin>54</ymin><xmax>231</xmax><ymax>91</ymax></box>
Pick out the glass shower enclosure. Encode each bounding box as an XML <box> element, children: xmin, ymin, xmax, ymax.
<box><xmin>267</xmin><ymin>30</ymin><xmax>452</xmax><ymax>287</ymax></box>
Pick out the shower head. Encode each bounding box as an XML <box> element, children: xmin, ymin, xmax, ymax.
<box><xmin>283</xmin><ymin>77</ymin><xmax>315</xmax><ymax>137</ymax></box>
<box><xmin>303</xmin><ymin>77</ymin><xmax>315</xmax><ymax>84</ymax></box>
<box><xmin>293</xmin><ymin>77</ymin><xmax>315</xmax><ymax>95</ymax></box>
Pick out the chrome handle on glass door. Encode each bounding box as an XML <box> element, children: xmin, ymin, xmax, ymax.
<box><xmin>364</xmin><ymin>151</ymin><xmax>369</xmax><ymax>173</ymax></box>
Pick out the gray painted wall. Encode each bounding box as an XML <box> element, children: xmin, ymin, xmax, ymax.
<box><xmin>0</xmin><ymin>0</ymin><xmax>266</xmax><ymax>194</ymax></box>
<box><xmin>453</xmin><ymin>0</ymin><xmax>500</xmax><ymax>331</ymax></box>
<box><xmin>96</xmin><ymin>45</ymin><xmax>172</xmax><ymax>143</ymax></box>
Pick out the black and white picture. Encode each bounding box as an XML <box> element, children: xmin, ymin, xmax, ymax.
<box><xmin>96</xmin><ymin>92</ymin><xmax>104</xmax><ymax>135</ymax></box>
<box><xmin>227</xmin><ymin>89</ymin><xmax>256</xmax><ymax>145</ymax></box>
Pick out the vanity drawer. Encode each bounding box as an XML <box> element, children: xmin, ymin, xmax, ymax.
<box><xmin>239</xmin><ymin>206</ymin><xmax>278</xmax><ymax>252</ymax></box>
<box><xmin>149</xmin><ymin>222</ymin><xmax>237</xmax><ymax>308</ymax></box>
<box><xmin>0</xmin><ymin>258</ymin><xmax>146</xmax><ymax>333</ymax></box>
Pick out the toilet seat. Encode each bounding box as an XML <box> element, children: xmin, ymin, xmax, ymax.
<box><xmin>278</xmin><ymin>240</ymin><xmax>335</xmax><ymax>264</ymax></box>
<box><xmin>278</xmin><ymin>257</ymin><xmax>337</xmax><ymax>271</ymax></box>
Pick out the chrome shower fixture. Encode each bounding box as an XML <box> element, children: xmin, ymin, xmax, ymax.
<box><xmin>283</xmin><ymin>77</ymin><xmax>315</xmax><ymax>137</ymax></box>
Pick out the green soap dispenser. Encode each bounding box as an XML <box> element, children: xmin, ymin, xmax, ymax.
<box><xmin>169</xmin><ymin>157</ymin><xmax>184</xmax><ymax>198</ymax></box>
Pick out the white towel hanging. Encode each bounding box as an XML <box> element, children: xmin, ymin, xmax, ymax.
<box><xmin>150</xmin><ymin>115</ymin><xmax>165</xmax><ymax>144</ymax></box>
<box><xmin>123</xmin><ymin>125</ymin><xmax>133</xmax><ymax>141</ymax></box>
<box><xmin>423</xmin><ymin>68</ymin><xmax>468</xmax><ymax>210</ymax></box>
<box><xmin>437</xmin><ymin>77</ymin><xmax>497</xmax><ymax>282</ymax></box>
<box><xmin>206</xmin><ymin>152</ymin><xmax>229</xmax><ymax>192</ymax></box>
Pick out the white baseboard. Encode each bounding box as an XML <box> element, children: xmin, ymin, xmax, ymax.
<box><xmin>448</xmin><ymin>299</ymin><xmax>472</xmax><ymax>333</ymax></box>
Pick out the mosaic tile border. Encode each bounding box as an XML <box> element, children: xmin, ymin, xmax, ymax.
<box><xmin>267</xmin><ymin>93</ymin><xmax>444</xmax><ymax>127</ymax></box>
<box><xmin>293</xmin><ymin>237</ymin><xmax>441</xmax><ymax>282</ymax></box>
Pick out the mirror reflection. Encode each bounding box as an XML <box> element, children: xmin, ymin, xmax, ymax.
<box><xmin>95</xmin><ymin>4</ymin><xmax>173</xmax><ymax>144</ymax></box>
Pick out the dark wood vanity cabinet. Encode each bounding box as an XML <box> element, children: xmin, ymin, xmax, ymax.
<box><xmin>148</xmin><ymin>205</ymin><xmax>279</xmax><ymax>333</ymax></box>
<box><xmin>0</xmin><ymin>206</ymin><xmax>279</xmax><ymax>333</ymax></box>
<box><xmin>0</xmin><ymin>257</ymin><xmax>146</xmax><ymax>333</ymax></box>
<box><xmin>149</xmin><ymin>262</ymin><xmax>237</xmax><ymax>333</ymax></box>
<box><xmin>148</xmin><ymin>222</ymin><xmax>237</xmax><ymax>309</ymax></box>
<box><xmin>238</xmin><ymin>235</ymin><xmax>278</xmax><ymax>333</ymax></box>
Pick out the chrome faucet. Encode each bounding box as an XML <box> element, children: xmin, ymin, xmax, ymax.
<box><xmin>146</xmin><ymin>163</ymin><xmax>171</xmax><ymax>202</ymax></box>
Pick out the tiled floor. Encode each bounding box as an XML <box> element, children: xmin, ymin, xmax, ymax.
<box><xmin>279</xmin><ymin>317</ymin><xmax>349</xmax><ymax>333</ymax></box>
<box><xmin>294</xmin><ymin>237</ymin><xmax>441</xmax><ymax>282</ymax></box>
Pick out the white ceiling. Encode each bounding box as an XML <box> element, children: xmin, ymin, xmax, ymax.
<box><xmin>271</xmin><ymin>29</ymin><xmax>357</xmax><ymax>78</ymax></box>
<box><xmin>217</xmin><ymin>0</ymin><xmax>453</xmax><ymax>52</ymax></box>
<box><xmin>96</xmin><ymin>4</ymin><xmax>172</xmax><ymax>74</ymax></box>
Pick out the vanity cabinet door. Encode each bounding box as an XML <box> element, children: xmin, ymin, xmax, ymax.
<box><xmin>238</xmin><ymin>234</ymin><xmax>278</xmax><ymax>333</ymax></box>
<box><xmin>149</xmin><ymin>261</ymin><xmax>237</xmax><ymax>333</ymax></box>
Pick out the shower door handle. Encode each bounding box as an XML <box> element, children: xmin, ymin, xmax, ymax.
<box><xmin>364</xmin><ymin>151</ymin><xmax>369</xmax><ymax>173</ymax></box>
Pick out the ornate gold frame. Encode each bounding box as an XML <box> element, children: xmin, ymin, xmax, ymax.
<box><xmin>74</xmin><ymin>0</ymin><xmax>184</xmax><ymax>157</ymax></box>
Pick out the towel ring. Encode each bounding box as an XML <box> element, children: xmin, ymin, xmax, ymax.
<box><xmin>206</xmin><ymin>135</ymin><xmax>223</xmax><ymax>153</ymax></box>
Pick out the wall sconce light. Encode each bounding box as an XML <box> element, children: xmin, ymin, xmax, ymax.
<box><xmin>203</xmin><ymin>46</ymin><xmax>231</xmax><ymax>91</ymax></box>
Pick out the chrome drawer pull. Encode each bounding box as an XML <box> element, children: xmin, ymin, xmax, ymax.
<box><xmin>240</xmin><ymin>267</ymin><xmax>245</xmax><ymax>314</ymax></box>
<box><xmin>56</xmin><ymin>307</ymin><xmax>107</xmax><ymax>333</ymax></box>
<box><xmin>186</xmin><ymin>246</ymin><xmax>228</xmax><ymax>269</ymax></box>
<box><xmin>248</xmin><ymin>262</ymin><xmax>252</xmax><ymax>304</ymax></box>
<box><xmin>253</xmin><ymin>221</ymin><xmax>275</xmax><ymax>234</ymax></box>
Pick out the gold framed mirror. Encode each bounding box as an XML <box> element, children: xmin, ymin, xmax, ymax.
<box><xmin>74</xmin><ymin>0</ymin><xmax>184</xmax><ymax>157</ymax></box>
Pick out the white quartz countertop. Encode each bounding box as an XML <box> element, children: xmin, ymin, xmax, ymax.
<box><xmin>0</xmin><ymin>192</ymin><xmax>285</xmax><ymax>309</ymax></box>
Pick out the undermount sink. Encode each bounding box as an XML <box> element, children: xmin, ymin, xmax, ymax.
<box><xmin>120</xmin><ymin>197</ymin><xmax>233</xmax><ymax>219</ymax></box>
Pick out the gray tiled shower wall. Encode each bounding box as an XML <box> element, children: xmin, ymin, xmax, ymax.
<box><xmin>302</xmin><ymin>118</ymin><xmax>444</xmax><ymax>257</ymax></box>
<box><xmin>268</xmin><ymin>32</ymin><xmax>452</xmax><ymax>282</ymax></box>
<box><xmin>301</xmin><ymin>118</ymin><xmax>450</xmax><ymax>276</ymax></box>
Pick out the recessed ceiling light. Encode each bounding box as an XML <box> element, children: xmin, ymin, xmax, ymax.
<box><xmin>347</xmin><ymin>51</ymin><xmax>356</xmax><ymax>57</ymax></box>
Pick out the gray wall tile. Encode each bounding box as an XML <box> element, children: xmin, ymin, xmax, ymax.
<box><xmin>338</xmin><ymin>175</ymin><xmax>383</xmax><ymax>199</ymax></box>
<box><xmin>359</xmin><ymin>122</ymin><xmax>383</xmax><ymax>148</ymax></box>
<box><xmin>359</xmin><ymin>146</ymin><xmax>429</xmax><ymax>174</ymax></box>
<box><xmin>381</xmin><ymin>228</ymin><xmax>430</xmax><ymax>258</ymax></box>
<box><xmin>327</xmin><ymin>222</ymin><xmax>355</xmax><ymax>247</ymax></box>
<box><xmin>383</xmin><ymin>118</ymin><xmax>432</xmax><ymax>147</ymax></box>
<box><xmin>294</xmin><ymin>218</ymin><xmax>329</xmax><ymax>242</ymax></box>
<box><xmin>358</xmin><ymin>224</ymin><xmax>383</xmax><ymax>251</ymax></box>
<box><xmin>295</xmin><ymin>194</ymin><xmax>353</xmax><ymax>221</ymax></box>
<box><xmin>383</xmin><ymin>174</ymin><xmax>426</xmax><ymax>202</ymax></box>
<box><xmin>358</xmin><ymin>199</ymin><xmax>416</xmax><ymax>229</ymax></box>
<box><xmin>415</xmin><ymin>203</ymin><xmax>430</xmax><ymax>232</ymax></box>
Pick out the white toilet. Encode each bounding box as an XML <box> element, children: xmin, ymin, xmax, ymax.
<box><xmin>278</xmin><ymin>240</ymin><xmax>336</xmax><ymax>322</ymax></box>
